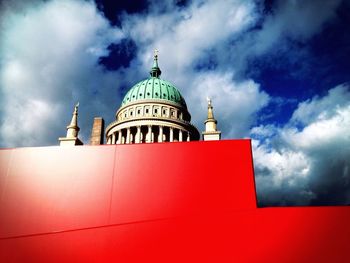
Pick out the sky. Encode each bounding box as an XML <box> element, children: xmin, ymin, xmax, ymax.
<box><xmin>0</xmin><ymin>0</ymin><xmax>349</xmax><ymax>206</ymax></box>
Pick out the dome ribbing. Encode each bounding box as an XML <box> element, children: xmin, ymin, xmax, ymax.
<box><xmin>121</xmin><ymin>77</ymin><xmax>187</xmax><ymax>107</ymax></box>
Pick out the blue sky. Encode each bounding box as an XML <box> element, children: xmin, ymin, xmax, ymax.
<box><xmin>0</xmin><ymin>0</ymin><xmax>349</xmax><ymax>206</ymax></box>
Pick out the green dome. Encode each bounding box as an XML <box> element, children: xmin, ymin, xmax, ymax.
<box><xmin>121</xmin><ymin>52</ymin><xmax>187</xmax><ymax>108</ymax></box>
<box><xmin>121</xmin><ymin>77</ymin><xmax>187</xmax><ymax>107</ymax></box>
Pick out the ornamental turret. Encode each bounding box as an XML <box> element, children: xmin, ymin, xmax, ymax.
<box><xmin>202</xmin><ymin>98</ymin><xmax>221</xmax><ymax>141</ymax></box>
<box><xmin>58</xmin><ymin>103</ymin><xmax>83</xmax><ymax>146</ymax></box>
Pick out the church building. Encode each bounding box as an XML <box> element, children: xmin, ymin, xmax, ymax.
<box><xmin>59</xmin><ymin>51</ymin><xmax>221</xmax><ymax>145</ymax></box>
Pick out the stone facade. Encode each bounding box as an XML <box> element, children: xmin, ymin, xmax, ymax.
<box><xmin>105</xmin><ymin>99</ymin><xmax>199</xmax><ymax>144</ymax></box>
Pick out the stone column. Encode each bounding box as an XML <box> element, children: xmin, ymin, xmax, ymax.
<box><xmin>158</xmin><ymin>126</ymin><xmax>163</xmax><ymax>142</ymax></box>
<box><xmin>170</xmin><ymin>127</ymin><xmax>174</xmax><ymax>142</ymax></box>
<box><xmin>126</xmin><ymin>128</ymin><xmax>131</xmax><ymax>144</ymax></box>
<box><xmin>146</xmin><ymin>125</ymin><xmax>152</xmax><ymax>143</ymax></box>
<box><xmin>179</xmin><ymin>129</ymin><xmax>183</xmax><ymax>142</ymax></box>
<box><xmin>117</xmin><ymin>130</ymin><xmax>122</xmax><ymax>144</ymax></box>
<box><xmin>187</xmin><ymin>132</ymin><xmax>190</xmax><ymax>142</ymax></box>
<box><xmin>136</xmin><ymin>126</ymin><xmax>141</xmax><ymax>143</ymax></box>
<box><xmin>112</xmin><ymin>133</ymin><xmax>116</xmax><ymax>144</ymax></box>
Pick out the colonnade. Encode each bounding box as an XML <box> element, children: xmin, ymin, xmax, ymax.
<box><xmin>107</xmin><ymin>125</ymin><xmax>191</xmax><ymax>144</ymax></box>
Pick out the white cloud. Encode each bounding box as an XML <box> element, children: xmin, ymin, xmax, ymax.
<box><xmin>0</xmin><ymin>0</ymin><xmax>269</xmax><ymax>147</ymax></box>
<box><xmin>123</xmin><ymin>0</ymin><xmax>257</xmax><ymax>71</ymax></box>
<box><xmin>252</xmin><ymin>85</ymin><xmax>350</xmax><ymax>205</ymax></box>
<box><xmin>118</xmin><ymin>0</ymin><xmax>268</xmax><ymax>137</ymax></box>
<box><xmin>250</xmin><ymin>124</ymin><xmax>278</xmax><ymax>138</ymax></box>
<box><xmin>187</xmin><ymin>72</ymin><xmax>269</xmax><ymax>138</ymax></box>
<box><xmin>2</xmin><ymin>0</ymin><xmax>343</xmax><ymax>147</ymax></box>
<box><xmin>0</xmin><ymin>0</ymin><xmax>124</xmax><ymax>147</ymax></box>
<box><xmin>290</xmin><ymin>84</ymin><xmax>350</xmax><ymax>125</ymax></box>
<box><xmin>116</xmin><ymin>0</ymin><xmax>344</xmax><ymax>140</ymax></box>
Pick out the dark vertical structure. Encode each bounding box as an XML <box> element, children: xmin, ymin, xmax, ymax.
<box><xmin>89</xmin><ymin>117</ymin><xmax>104</xmax><ymax>145</ymax></box>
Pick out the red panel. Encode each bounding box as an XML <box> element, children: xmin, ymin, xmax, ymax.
<box><xmin>0</xmin><ymin>146</ymin><xmax>115</xmax><ymax>238</ymax></box>
<box><xmin>254</xmin><ymin>207</ymin><xmax>350</xmax><ymax>263</ymax></box>
<box><xmin>110</xmin><ymin>140</ymin><xmax>256</xmax><ymax>224</ymax></box>
<box><xmin>0</xmin><ymin>211</ymin><xmax>257</xmax><ymax>263</ymax></box>
<box><xmin>0</xmin><ymin>141</ymin><xmax>349</xmax><ymax>262</ymax></box>
<box><xmin>0</xmin><ymin>141</ymin><xmax>255</xmax><ymax>238</ymax></box>
<box><xmin>0</xmin><ymin>149</ymin><xmax>13</xmax><ymax>196</ymax></box>
<box><xmin>1</xmin><ymin>208</ymin><xmax>349</xmax><ymax>262</ymax></box>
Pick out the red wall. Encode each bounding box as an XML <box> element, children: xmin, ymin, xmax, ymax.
<box><xmin>0</xmin><ymin>140</ymin><xmax>349</xmax><ymax>262</ymax></box>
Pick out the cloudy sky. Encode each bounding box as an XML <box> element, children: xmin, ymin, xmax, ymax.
<box><xmin>0</xmin><ymin>0</ymin><xmax>349</xmax><ymax>206</ymax></box>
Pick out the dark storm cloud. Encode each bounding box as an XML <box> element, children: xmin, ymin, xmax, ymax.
<box><xmin>252</xmin><ymin>85</ymin><xmax>350</xmax><ymax>206</ymax></box>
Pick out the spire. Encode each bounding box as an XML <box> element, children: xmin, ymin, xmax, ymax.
<box><xmin>202</xmin><ymin>97</ymin><xmax>221</xmax><ymax>141</ymax></box>
<box><xmin>206</xmin><ymin>97</ymin><xmax>215</xmax><ymax>121</ymax></box>
<box><xmin>66</xmin><ymin>103</ymin><xmax>80</xmax><ymax>138</ymax></box>
<box><xmin>58</xmin><ymin>103</ymin><xmax>83</xmax><ymax>146</ymax></box>
<box><xmin>150</xmin><ymin>49</ymin><xmax>162</xmax><ymax>78</ymax></box>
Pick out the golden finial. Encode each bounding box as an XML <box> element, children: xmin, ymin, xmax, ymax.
<box><xmin>154</xmin><ymin>49</ymin><xmax>159</xmax><ymax>59</ymax></box>
<box><xmin>74</xmin><ymin>102</ymin><xmax>79</xmax><ymax>113</ymax></box>
<box><xmin>206</xmin><ymin>97</ymin><xmax>212</xmax><ymax>106</ymax></box>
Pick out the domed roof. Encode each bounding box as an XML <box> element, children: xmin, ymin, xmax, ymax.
<box><xmin>121</xmin><ymin>77</ymin><xmax>187</xmax><ymax>107</ymax></box>
<box><xmin>121</xmin><ymin>52</ymin><xmax>187</xmax><ymax>107</ymax></box>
